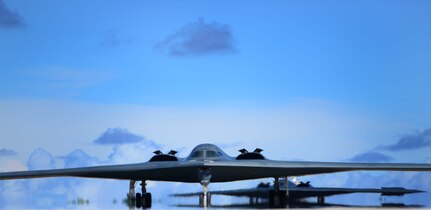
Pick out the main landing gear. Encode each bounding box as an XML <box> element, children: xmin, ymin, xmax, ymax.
<box><xmin>317</xmin><ymin>196</ymin><xmax>325</xmax><ymax>205</ymax></box>
<box><xmin>269</xmin><ymin>177</ymin><xmax>288</xmax><ymax>208</ymax></box>
<box><xmin>128</xmin><ymin>180</ymin><xmax>152</xmax><ymax>208</ymax></box>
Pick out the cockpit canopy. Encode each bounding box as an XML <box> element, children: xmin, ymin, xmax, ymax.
<box><xmin>190</xmin><ymin>150</ymin><xmax>223</xmax><ymax>158</ymax></box>
<box><xmin>187</xmin><ymin>143</ymin><xmax>228</xmax><ymax>160</ymax></box>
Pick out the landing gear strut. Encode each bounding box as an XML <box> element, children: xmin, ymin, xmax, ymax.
<box><xmin>317</xmin><ymin>196</ymin><xmax>325</xmax><ymax>205</ymax></box>
<box><xmin>198</xmin><ymin>167</ymin><xmax>212</xmax><ymax>207</ymax></box>
<box><xmin>199</xmin><ymin>192</ymin><xmax>212</xmax><ymax>207</ymax></box>
<box><xmin>127</xmin><ymin>180</ymin><xmax>136</xmax><ymax>207</ymax></box>
<box><xmin>135</xmin><ymin>180</ymin><xmax>152</xmax><ymax>208</ymax></box>
<box><xmin>249</xmin><ymin>197</ymin><xmax>259</xmax><ymax>205</ymax></box>
<box><xmin>269</xmin><ymin>177</ymin><xmax>287</xmax><ymax>208</ymax></box>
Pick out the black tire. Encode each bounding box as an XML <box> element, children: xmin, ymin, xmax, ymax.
<box><xmin>279</xmin><ymin>190</ymin><xmax>287</xmax><ymax>207</ymax></box>
<box><xmin>207</xmin><ymin>192</ymin><xmax>211</xmax><ymax>206</ymax></box>
<box><xmin>143</xmin><ymin>193</ymin><xmax>152</xmax><ymax>208</ymax></box>
<box><xmin>136</xmin><ymin>193</ymin><xmax>142</xmax><ymax>208</ymax></box>
<box><xmin>199</xmin><ymin>194</ymin><xmax>204</xmax><ymax>207</ymax></box>
<box><xmin>269</xmin><ymin>190</ymin><xmax>275</xmax><ymax>207</ymax></box>
<box><xmin>317</xmin><ymin>196</ymin><xmax>325</xmax><ymax>205</ymax></box>
<box><xmin>269</xmin><ymin>190</ymin><xmax>287</xmax><ymax>208</ymax></box>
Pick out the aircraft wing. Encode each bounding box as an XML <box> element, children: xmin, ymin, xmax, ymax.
<box><xmin>173</xmin><ymin>186</ymin><xmax>423</xmax><ymax>198</ymax></box>
<box><xmin>290</xmin><ymin>187</ymin><xmax>424</xmax><ymax>198</ymax></box>
<box><xmin>1</xmin><ymin>159</ymin><xmax>431</xmax><ymax>182</ymax></box>
<box><xmin>0</xmin><ymin>161</ymin><xmax>206</xmax><ymax>182</ymax></box>
<box><xmin>204</xmin><ymin>160</ymin><xmax>431</xmax><ymax>182</ymax></box>
<box><xmin>172</xmin><ymin>187</ymin><xmax>424</xmax><ymax>199</ymax></box>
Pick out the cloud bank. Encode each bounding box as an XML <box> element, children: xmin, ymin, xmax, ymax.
<box><xmin>0</xmin><ymin>129</ymin><xmax>186</xmax><ymax>209</ymax></box>
<box><xmin>0</xmin><ymin>148</ymin><xmax>17</xmax><ymax>157</ymax></box>
<box><xmin>14</xmin><ymin>150</ymin><xmax>95</xmax><ymax>208</ymax></box>
<box><xmin>377</xmin><ymin>128</ymin><xmax>431</xmax><ymax>151</ymax></box>
<box><xmin>156</xmin><ymin>18</ymin><xmax>236</xmax><ymax>56</ymax></box>
<box><xmin>60</xmin><ymin>149</ymin><xmax>97</xmax><ymax>168</ymax></box>
<box><xmin>0</xmin><ymin>0</ymin><xmax>25</xmax><ymax>29</ymax></box>
<box><xmin>349</xmin><ymin>151</ymin><xmax>393</xmax><ymax>163</ymax></box>
<box><xmin>94</xmin><ymin>128</ymin><xmax>157</xmax><ymax>145</ymax></box>
<box><xmin>27</xmin><ymin>148</ymin><xmax>56</xmax><ymax>170</ymax></box>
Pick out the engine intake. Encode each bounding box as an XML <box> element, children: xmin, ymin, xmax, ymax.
<box><xmin>149</xmin><ymin>150</ymin><xmax>178</xmax><ymax>162</ymax></box>
<box><xmin>257</xmin><ymin>182</ymin><xmax>271</xmax><ymax>188</ymax></box>
<box><xmin>297</xmin><ymin>181</ymin><xmax>311</xmax><ymax>188</ymax></box>
<box><xmin>236</xmin><ymin>148</ymin><xmax>265</xmax><ymax>160</ymax></box>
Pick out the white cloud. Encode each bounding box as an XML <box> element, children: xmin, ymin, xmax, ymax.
<box><xmin>0</xmin><ymin>139</ymin><xmax>188</xmax><ymax>208</ymax></box>
<box><xmin>27</xmin><ymin>148</ymin><xmax>56</xmax><ymax>170</ymax></box>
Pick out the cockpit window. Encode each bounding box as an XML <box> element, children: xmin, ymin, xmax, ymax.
<box><xmin>191</xmin><ymin>151</ymin><xmax>204</xmax><ymax>158</ymax></box>
<box><xmin>205</xmin><ymin>151</ymin><xmax>220</xmax><ymax>158</ymax></box>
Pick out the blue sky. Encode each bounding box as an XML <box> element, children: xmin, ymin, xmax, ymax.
<box><xmin>2</xmin><ymin>0</ymin><xmax>431</xmax><ymax>110</ymax></box>
<box><xmin>1</xmin><ymin>0</ymin><xmax>431</xmax><ymax>208</ymax></box>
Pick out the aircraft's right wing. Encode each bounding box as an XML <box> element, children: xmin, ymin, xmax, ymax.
<box><xmin>173</xmin><ymin>186</ymin><xmax>423</xmax><ymax>199</ymax></box>
<box><xmin>205</xmin><ymin>160</ymin><xmax>431</xmax><ymax>182</ymax></box>
<box><xmin>290</xmin><ymin>187</ymin><xmax>424</xmax><ymax>198</ymax></box>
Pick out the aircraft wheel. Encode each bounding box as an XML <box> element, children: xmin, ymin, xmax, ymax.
<box><xmin>318</xmin><ymin>196</ymin><xmax>325</xmax><ymax>205</ymax></box>
<box><xmin>143</xmin><ymin>193</ymin><xmax>152</xmax><ymax>208</ymax></box>
<box><xmin>269</xmin><ymin>190</ymin><xmax>287</xmax><ymax>208</ymax></box>
<box><xmin>207</xmin><ymin>192</ymin><xmax>211</xmax><ymax>206</ymax></box>
<box><xmin>269</xmin><ymin>191</ymin><xmax>277</xmax><ymax>207</ymax></box>
<box><xmin>199</xmin><ymin>194</ymin><xmax>204</xmax><ymax>207</ymax></box>
<box><xmin>136</xmin><ymin>193</ymin><xmax>142</xmax><ymax>208</ymax></box>
<box><xmin>279</xmin><ymin>190</ymin><xmax>287</xmax><ymax>207</ymax></box>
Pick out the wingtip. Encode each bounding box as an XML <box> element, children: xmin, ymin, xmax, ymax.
<box><xmin>412</xmin><ymin>189</ymin><xmax>426</xmax><ymax>193</ymax></box>
<box><xmin>402</xmin><ymin>189</ymin><xmax>426</xmax><ymax>194</ymax></box>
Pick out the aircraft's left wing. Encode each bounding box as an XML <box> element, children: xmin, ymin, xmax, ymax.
<box><xmin>0</xmin><ymin>161</ymin><xmax>206</xmax><ymax>182</ymax></box>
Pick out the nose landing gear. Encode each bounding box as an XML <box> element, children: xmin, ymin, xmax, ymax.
<box><xmin>269</xmin><ymin>177</ymin><xmax>288</xmax><ymax>208</ymax></box>
<box><xmin>198</xmin><ymin>167</ymin><xmax>212</xmax><ymax>207</ymax></box>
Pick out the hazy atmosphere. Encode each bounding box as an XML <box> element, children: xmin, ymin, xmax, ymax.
<box><xmin>1</xmin><ymin>0</ymin><xmax>431</xmax><ymax>209</ymax></box>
